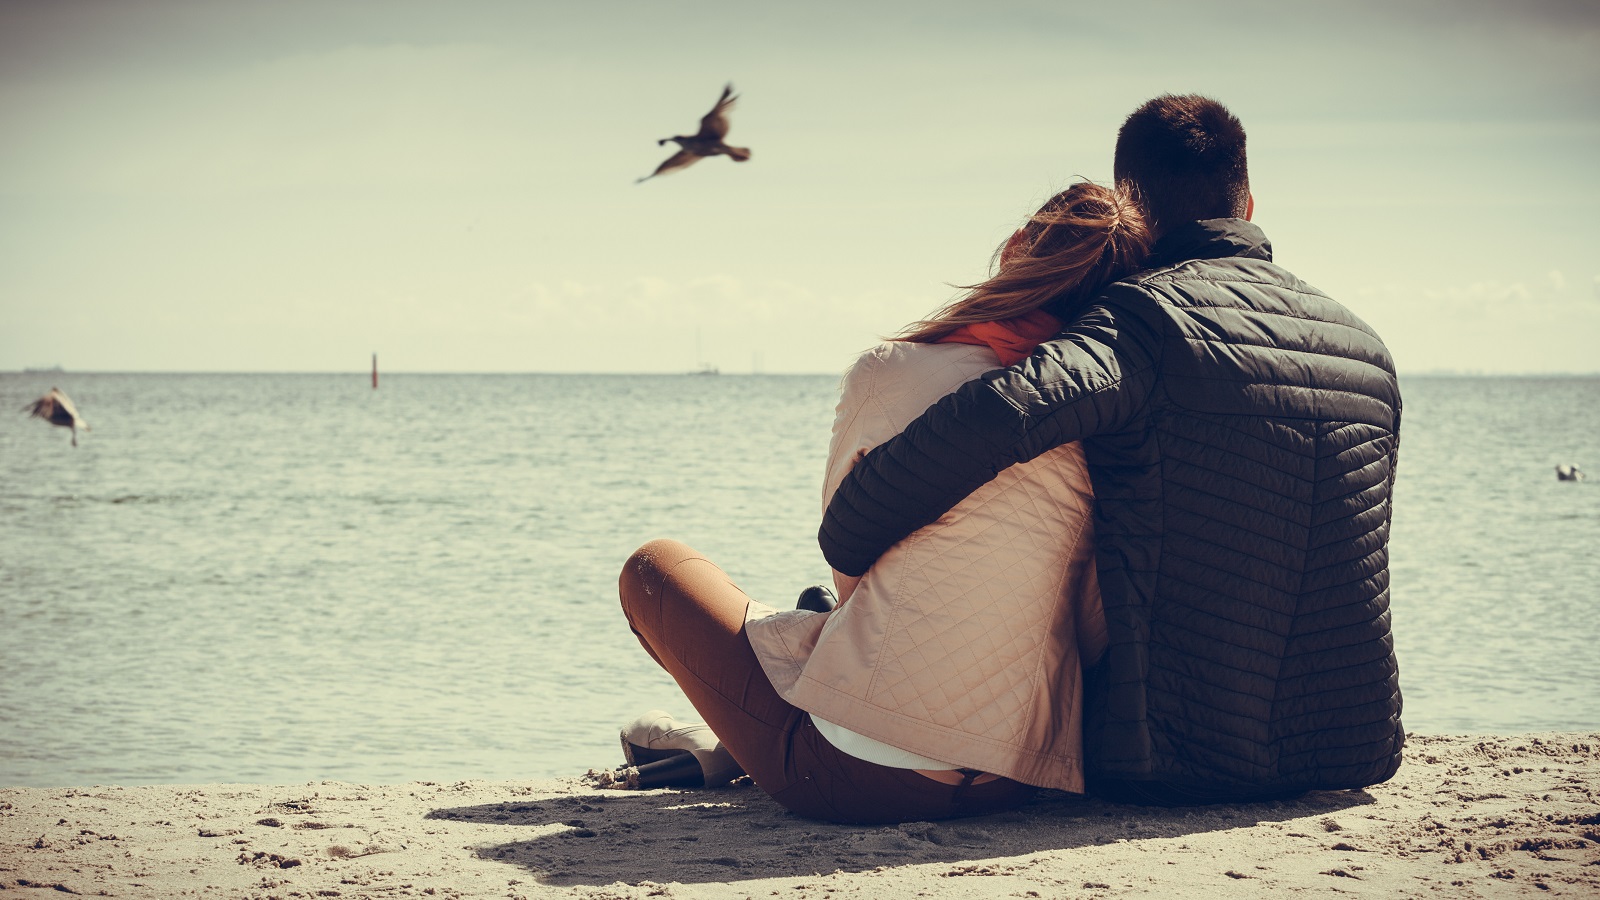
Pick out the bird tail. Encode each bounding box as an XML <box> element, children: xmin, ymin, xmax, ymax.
<box><xmin>726</xmin><ymin>146</ymin><xmax>752</xmax><ymax>162</ymax></box>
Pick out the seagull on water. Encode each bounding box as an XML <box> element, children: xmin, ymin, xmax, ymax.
<box><xmin>637</xmin><ymin>83</ymin><xmax>752</xmax><ymax>183</ymax></box>
<box><xmin>23</xmin><ymin>387</ymin><xmax>90</xmax><ymax>447</ymax></box>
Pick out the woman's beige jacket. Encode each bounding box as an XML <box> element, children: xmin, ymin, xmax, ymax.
<box><xmin>746</xmin><ymin>340</ymin><xmax>1107</xmax><ymax>791</ymax></box>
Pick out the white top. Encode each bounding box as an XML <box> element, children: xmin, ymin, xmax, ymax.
<box><xmin>811</xmin><ymin>713</ymin><xmax>957</xmax><ymax>768</ymax></box>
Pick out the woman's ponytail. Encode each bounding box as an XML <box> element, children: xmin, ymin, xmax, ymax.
<box><xmin>901</xmin><ymin>182</ymin><xmax>1152</xmax><ymax>343</ymax></box>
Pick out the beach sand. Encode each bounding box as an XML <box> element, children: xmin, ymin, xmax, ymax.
<box><xmin>2</xmin><ymin>733</ymin><xmax>1596</xmax><ymax>899</ymax></box>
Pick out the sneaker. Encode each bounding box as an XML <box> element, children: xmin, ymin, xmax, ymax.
<box><xmin>618</xmin><ymin>710</ymin><xmax>745</xmax><ymax>788</ymax></box>
<box><xmin>620</xmin><ymin>709</ymin><xmax>700</xmax><ymax>766</ymax></box>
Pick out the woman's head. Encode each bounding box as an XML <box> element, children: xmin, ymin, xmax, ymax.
<box><xmin>902</xmin><ymin>182</ymin><xmax>1152</xmax><ymax>343</ymax></box>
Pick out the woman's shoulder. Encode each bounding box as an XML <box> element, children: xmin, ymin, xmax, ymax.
<box><xmin>849</xmin><ymin>340</ymin><xmax>1000</xmax><ymax>392</ymax></box>
<box><xmin>837</xmin><ymin>341</ymin><xmax>1004</xmax><ymax>425</ymax></box>
<box><xmin>850</xmin><ymin>340</ymin><xmax>998</xmax><ymax>375</ymax></box>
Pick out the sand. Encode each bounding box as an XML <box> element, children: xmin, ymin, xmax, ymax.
<box><xmin>2</xmin><ymin>733</ymin><xmax>1596</xmax><ymax>899</ymax></box>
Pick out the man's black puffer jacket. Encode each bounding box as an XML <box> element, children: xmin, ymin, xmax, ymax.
<box><xmin>819</xmin><ymin>219</ymin><xmax>1403</xmax><ymax>800</ymax></box>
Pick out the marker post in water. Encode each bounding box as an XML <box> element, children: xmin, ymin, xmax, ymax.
<box><xmin>372</xmin><ymin>353</ymin><xmax>378</xmax><ymax>390</ymax></box>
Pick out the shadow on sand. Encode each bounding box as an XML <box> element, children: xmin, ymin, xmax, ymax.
<box><xmin>428</xmin><ymin>780</ymin><xmax>1374</xmax><ymax>887</ymax></box>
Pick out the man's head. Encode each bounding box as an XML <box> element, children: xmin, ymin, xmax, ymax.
<box><xmin>1113</xmin><ymin>94</ymin><xmax>1249</xmax><ymax>237</ymax></box>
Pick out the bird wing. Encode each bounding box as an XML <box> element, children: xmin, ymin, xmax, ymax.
<box><xmin>696</xmin><ymin>84</ymin><xmax>737</xmax><ymax>140</ymax></box>
<box><xmin>23</xmin><ymin>395</ymin><xmax>54</xmax><ymax>419</ymax></box>
<box><xmin>52</xmin><ymin>390</ymin><xmax>84</xmax><ymax>425</ymax></box>
<box><xmin>638</xmin><ymin>148</ymin><xmax>703</xmax><ymax>182</ymax></box>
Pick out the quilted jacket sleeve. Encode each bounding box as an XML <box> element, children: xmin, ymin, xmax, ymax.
<box><xmin>818</xmin><ymin>285</ymin><xmax>1166</xmax><ymax>576</ymax></box>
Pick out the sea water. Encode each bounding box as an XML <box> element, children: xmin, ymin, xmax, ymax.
<box><xmin>1</xmin><ymin>373</ymin><xmax>1596</xmax><ymax>787</ymax></box>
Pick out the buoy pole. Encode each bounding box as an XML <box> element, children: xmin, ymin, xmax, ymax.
<box><xmin>372</xmin><ymin>353</ymin><xmax>378</xmax><ymax>390</ymax></box>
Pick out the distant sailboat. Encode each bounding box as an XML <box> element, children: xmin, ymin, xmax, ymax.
<box><xmin>689</xmin><ymin>329</ymin><xmax>719</xmax><ymax>376</ymax></box>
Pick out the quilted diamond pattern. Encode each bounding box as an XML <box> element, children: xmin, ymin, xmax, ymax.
<box><xmin>816</xmin><ymin>220</ymin><xmax>1406</xmax><ymax>795</ymax></box>
<box><xmin>870</xmin><ymin>467</ymin><xmax>1079</xmax><ymax>741</ymax></box>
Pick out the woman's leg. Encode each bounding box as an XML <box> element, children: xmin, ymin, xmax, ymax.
<box><xmin>618</xmin><ymin>539</ymin><xmax>1035</xmax><ymax>824</ymax></box>
<box><xmin>618</xmin><ymin>538</ymin><xmax>801</xmax><ymax>791</ymax></box>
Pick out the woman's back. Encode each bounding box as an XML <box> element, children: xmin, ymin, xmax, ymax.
<box><xmin>747</xmin><ymin>339</ymin><xmax>1108</xmax><ymax>791</ymax></box>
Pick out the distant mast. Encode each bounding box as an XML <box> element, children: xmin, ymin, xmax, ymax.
<box><xmin>372</xmin><ymin>353</ymin><xmax>378</xmax><ymax>390</ymax></box>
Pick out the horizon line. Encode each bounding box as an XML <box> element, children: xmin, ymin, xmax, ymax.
<box><xmin>6</xmin><ymin>369</ymin><xmax>1600</xmax><ymax>378</ymax></box>
<box><xmin>2</xmin><ymin>369</ymin><xmax>842</xmax><ymax>377</ymax></box>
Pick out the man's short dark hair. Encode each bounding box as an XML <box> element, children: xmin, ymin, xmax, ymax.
<box><xmin>1113</xmin><ymin>95</ymin><xmax>1249</xmax><ymax>236</ymax></box>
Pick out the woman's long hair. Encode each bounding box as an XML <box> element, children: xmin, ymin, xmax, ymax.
<box><xmin>900</xmin><ymin>182</ymin><xmax>1152</xmax><ymax>343</ymax></box>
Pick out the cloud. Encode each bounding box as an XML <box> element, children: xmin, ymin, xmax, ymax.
<box><xmin>1419</xmin><ymin>281</ymin><xmax>1533</xmax><ymax>305</ymax></box>
<box><xmin>1356</xmin><ymin>273</ymin><xmax>1600</xmax><ymax>337</ymax></box>
<box><xmin>192</xmin><ymin>274</ymin><xmax>928</xmax><ymax>373</ymax></box>
<box><xmin>1354</xmin><ymin>273</ymin><xmax>1600</xmax><ymax>375</ymax></box>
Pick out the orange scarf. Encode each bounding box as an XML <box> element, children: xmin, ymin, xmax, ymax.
<box><xmin>934</xmin><ymin>309</ymin><xmax>1063</xmax><ymax>366</ymax></box>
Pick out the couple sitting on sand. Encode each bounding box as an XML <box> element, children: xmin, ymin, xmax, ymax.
<box><xmin>615</xmin><ymin>95</ymin><xmax>1404</xmax><ymax>824</ymax></box>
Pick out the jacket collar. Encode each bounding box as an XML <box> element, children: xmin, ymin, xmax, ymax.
<box><xmin>1146</xmin><ymin>218</ymin><xmax>1273</xmax><ymax>269</ymax></box>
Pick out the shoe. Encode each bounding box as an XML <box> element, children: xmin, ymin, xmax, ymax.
<box><xmin>796</xmin><ymin>584</ymin><xmax>837</xmax><ymax>613</ymax></box>
<box><xmin>620</xmin><ymin>709</ymin><xmax>699</xmax><ymax>766</ymax></box>
<box><xmin>618</xmin><ymin>710</ymin><xmax>745</xmax><ymax>788</ymax></box>
<box><xmin>630</xmin><ymin>753</ymin><xmax>713</xmax><ymax>789</ymax></box>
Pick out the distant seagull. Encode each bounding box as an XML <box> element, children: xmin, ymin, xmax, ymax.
<box><xmin>636</xmin><ymin>83</ymin><xmax>752</xmax><ymax>183</ymax></box>
<box><xmin>23</xmin><ymin>387</ymin><xmax>89</xmax><ymax>447</ymax></box>
<box><xmin>1556</xmin><ymin>463</ymin><xmax>1585</xmax><ymax>482</ymax></box>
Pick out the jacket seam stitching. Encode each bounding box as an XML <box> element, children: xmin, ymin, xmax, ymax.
<box><xmin>1014</xmin><ymin>485</ymin><xmax>1090</xmax><ymax>748</ymax></box>
<box><xmin>1163</xmin><ymin>352</ymin><xmax>1399</xmax><ymax>409</ymax></box>
<box><xmin>863</xmin><ymin>530</ymin><xmax>919</xmax><ymax>707</ymax></box>
<box><xmin>1162</xmin><ymin>297</ymin><xmax>1370</xmax><ymax>330</ymax></box>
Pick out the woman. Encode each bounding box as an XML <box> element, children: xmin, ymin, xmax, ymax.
<box><xmin>618</xmin><ymin>182</ymin><xmax>1151</xmax><ymax>824</ymax></box>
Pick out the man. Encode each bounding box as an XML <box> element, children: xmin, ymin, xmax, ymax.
<box><xmin>818</xmin><ymin>95</ymin><xmax>1403</xmax><ymax>804</ymax></box>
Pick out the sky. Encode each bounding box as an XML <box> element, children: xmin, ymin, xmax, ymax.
<box><xmin>1</xmin><ymin>0</ymin><xmax>1596</xmax><ymax>374</ymax></box>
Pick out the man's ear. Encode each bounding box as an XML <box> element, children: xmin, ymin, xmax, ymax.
<box><xmin>1245</xmin><ymin>192</ymin><xmax>1255</xmax><ymax>221</ymax></box>
<box><xmin>1000</xmin><ymin>228</ymin><xmax>1027</xmax><ymax>266</ymax></box>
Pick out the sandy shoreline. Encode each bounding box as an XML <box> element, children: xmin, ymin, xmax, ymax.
<box><xmin>2</xmin><ymin>733</ymin><xmax>1596</xmax><ymax>899</ymax></box>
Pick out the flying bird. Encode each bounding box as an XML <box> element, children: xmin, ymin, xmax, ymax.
<box><xmin>637</xmin><ymin>83</ymin><xmax>752</xmax><ymax>183</ymax></box>
<box><xmin>23</xmin><ymin>387</ymin><xmax>90</xmax><ymax>447</ymax></box>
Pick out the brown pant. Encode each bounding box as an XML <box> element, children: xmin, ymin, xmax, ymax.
<box><xmin>618</xmin><ymin>538</ymin><xmax>1035</xmax><ymax>825</ymax></box>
